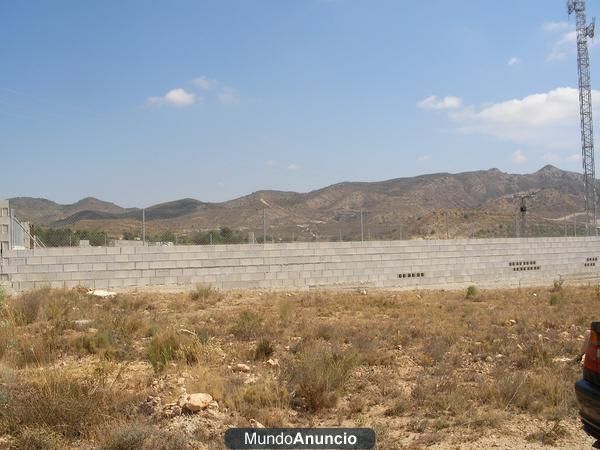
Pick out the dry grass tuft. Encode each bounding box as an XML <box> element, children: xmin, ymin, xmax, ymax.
<box><xmin>231</xmin><ymin>310</ymin><xmax>264</xmax><ymax>340</ymax></box>
<box><xmin>0</xmin><ymin>365</ymin><xmax>142</xmax><ymax>439</ymax></box>
<box><xmin>146</xmin><ymin>329</ymin><xmax>204</xmax><ymax>371</ymax></box>
<box><xmin>287</xmin><ymin>339</ymin><xmax>359</xmax><ymax>411</ymax></box>
<box><xmin>254</xmin><ymin>338</ymin><xmax>274</xmax><ymax>360</ymax></box>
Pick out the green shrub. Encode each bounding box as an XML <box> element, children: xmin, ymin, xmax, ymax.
<box><xmin>466</xmin><ymin>285</ymin><xmax>478</xmax><ymax>299</ymax></box>
<box><xmin>552</xmin><ymin>278</ymin><xmax>564</xmax><ymax>293</ymax></box>
<box><xmin>549</xmin><ymin>293</ymin><xmax>561</xmax><ymax>306</ymax></box>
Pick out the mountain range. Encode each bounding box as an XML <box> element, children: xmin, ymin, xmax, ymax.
<box><xmin>7</xmin><ymin>165</ymin><xmax>593</xmax><ymax>240</ymax></box>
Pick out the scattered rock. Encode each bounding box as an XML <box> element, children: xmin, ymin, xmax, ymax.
<box><xmin>358</xmin><ymin>289</ymin><xmax>368</xmax><ymax>295</ymax></box>
<box><xmin>508</xmin><ymin>319</ymin><xmax>517</xmax><ymax>326</ymax></box>
<box><xmin>250</xmin><ymin>419</ymin><xmax>265</xmax><ymax>429</ymax></box>
<box><xmin>266</xmin><ymin>358</ymin><xmax>280</xmax><ymax>368</ymax></box>
<box><xmin>183</xmin><ymin>393</ymin><xmax>213</xmax><ymax>412</ymax></box>
<box><xmin>139</xmin><ymin>396</ymin><xmax>162</xmax><ymax>416</ymax></box>
<box><xmin>73</xmin><ymin>319</ymin><xmax>93</xmax><ymax>328</ymax></box>
<box><xmin>179</xmin><ymin>328</ymin><xmax>196</xmax><ymax>337</ymax></box>
<box><xmin>552</xmin><ymin>356</ymin><xmax>573</xmax><ymax>363</ymax></box>
<box><xmin>485</xmin><ymin>356</ymin><xmax>493</xmax><ymax>363</ymax></box>
<box><xmin>88</xmin><ymin>289</ymin><xmax>117</xmax><ymax>298</ymax></box>
<box><xmin>234</xmin><ymin>363</ymin><xmax>251</xmax><ymax>373</ymax></box>
<box><xmin>208</xmin><ymin>400</ymin><xmax>219</xmax><ymax>410</ymax></box>
<box><xmin>163</xmin><ymin>404</ymin><xmax>182</xmax><ymax>418</ymax></box>
<box><xmin>582</xmin><ymin>329</ymin><xmax>591</xmax><ymax>354</ymax></box>
<box><xmin>244</xmin><ymin>375</ymin><xmax>259</xmax><ymax>385</ymax></box>
<box><xmin>87</xmin><ymin>327</ymin><xmax>98</xmax><ymax>333</ymax></box>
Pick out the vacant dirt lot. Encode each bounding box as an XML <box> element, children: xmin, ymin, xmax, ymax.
<box><xmin>0</xmin><ymin>283</ymin><xmax>597</xmax><ymax>449</ymax></box>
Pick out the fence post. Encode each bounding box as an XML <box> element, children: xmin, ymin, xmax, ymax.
<box><xmin>360</xmin><ymin>209</ymin><xmax>364</xmax><ymax>242</ymax></box>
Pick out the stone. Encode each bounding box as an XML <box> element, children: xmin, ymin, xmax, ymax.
<box><xmin>73</xmin><ymin>319</ymin><xmax>93</xmax><ymax>327</ymax></box>
<box><xmin>234</xmin><ymin>363</ymin><xmax>251</xmax><ymax>373</ymax></box>
<box><xmin>139</xmin><ymin>396</ymin><xmax>162</xmax><ymax>416</ymax></box>
<box><xmin>582</xmin><ymin>329</ymin><xmax>591</xmax><ymax>355</ymax></box>
<box><xmin>250</xmin><ymin>419</ymin><xmax>265</xmax><ymax>429</ymax></box>
<box><xmin>244</xmin><ymin>375</ymin><xmax>259</xmax><ymax>385</ymax></box>
<box><xmin>88</xmin><ymin>289</ymin><xmax>117</xmax><ymax>298</ymax></box>
<box><xmin>183</xmin><ymin>393</ymin><xmax>213</xmax><ymax>412</ymax></box>
<box><xmin>266</xmin><ymin>358</ymin><xmax>279</xmax><ymax>368</ymax></box>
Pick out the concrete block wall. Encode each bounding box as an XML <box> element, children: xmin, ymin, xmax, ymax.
<box><xmin>1</xmin><ymin>237</ymin><xmax>600</xmax><ymax>292</ymax></box>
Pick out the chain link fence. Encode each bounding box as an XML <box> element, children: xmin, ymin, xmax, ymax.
<box><xmin>17</xmin><ymin>207</ymin><xmax>598</xmax><ymax>249</ymax></box>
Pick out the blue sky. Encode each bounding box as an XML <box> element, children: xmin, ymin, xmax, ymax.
<box><xmin>0</xmin><ymin>0</ymin><xmax>598</xmax><ymax>206</ymax></box>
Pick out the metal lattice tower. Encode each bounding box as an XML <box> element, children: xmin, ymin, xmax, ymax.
<box><xmin>568</xmin><ymin>0</ymin><xmax>597</xmax><ymax>233</ymax></box>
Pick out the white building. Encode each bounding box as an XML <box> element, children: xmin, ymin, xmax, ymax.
<box><xmin>0</xmin><ymin>200</ymin><xmax>9</xmax><ymax>252</ymax></box>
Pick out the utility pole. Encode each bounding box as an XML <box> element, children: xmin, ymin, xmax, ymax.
<box><xmin>360</xmin><ymin>209</ymin><xmax>364</xmax><ymax>242</ymax></box>
<box><xmin>568</xmin><ymin>0</ymin><xmax>597</xmax><ymax>234</ymax></box>
<box><xmin>445</xmin><ymin>212</ymin><xmax>449</xmax><ymax>239</ymax></box>
<box><xmin>142</xmin><ymin>208</ymin><xmax>146</xmax><ymax>245</ymax></box>
<box><xmin>259</xmin><ymin>198</ymin><xmax>271</xmax><ymax>246</ymax></box>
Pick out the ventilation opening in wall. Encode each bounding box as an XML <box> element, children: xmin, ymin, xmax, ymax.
<box><xmin>513</xmin><ymin>266</ymin><xmax>540</xmax><ymax>272</ymax></box>
<box><xmin>509</xmin><ymin>260</ymin><xmax>537</xmax><ymax>267</ymax></box>
<box><xmin>398</xmin><ymin>272</ymin><xmax>425</xmax><ymax>279</ymax></box>
<box><xmin>585</xmin><ymin>257</ymin><xmax>598</xmax><ymax>267</ymax></box>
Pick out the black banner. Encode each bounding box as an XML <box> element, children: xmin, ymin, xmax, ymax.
<box><xmin>224</xmin><ymin>428</ymin><xmax>376</xmax><ymax>449</ymax></box>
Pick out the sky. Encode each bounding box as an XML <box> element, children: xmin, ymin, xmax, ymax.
<box><xmin>0</xmin><ymin>0</ymin><xmax>598</xmax><ymax>207</ymax></box>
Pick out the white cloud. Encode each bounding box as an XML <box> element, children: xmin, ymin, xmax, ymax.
<box><xmin>547</xmin><ymin>31</ymin><xmax>577</xmax><ymax>62</ymax></box>
<box><xmin>217</xmin><ymin>87</ymin><xmax>239</xmax><ymax>105</ymax></box>
<box><xmin>417</xmin><ymin>95</ymin><xmax>463</xmax><ymax>110</ymax></box>
<box><xmin>511</xmin><ymin>149</ymin><xmax>527</xmax><ymax>164</ymax></box>
<box><xmin>542</xmin><ymin>152</ymin><xmax>561</xmax><ymax>163</ymax></box>
<box><xmin>567</xmin><ymin>153</ymin><xmax>582</xmax><ymax>162</ymax></box>
<box><xmin>417</xmin><ymin>155</ymin><xmax>432</xmax><ymax>162</ymax></box>
<box><xmin>508</xmin><ymin>57</ymin><xmax>521</xmax><ymax>66</ymax></box>
<box><xmin>543</xmin><ymin>21</ymin><xmax>569</xmax><ymax>32</ymax></box>
<box><xmin>446</xmin><ymin>87</ymin><xmax>600</xmax><ymax>148</ymax></box>
<box><xmin>192</xmin><ymin>76</ymin><xmax>217</xmax><ymax>90</ymax></box>
<box><xmin>287</xmin><ymin>163</ymin><xmax>299</xmax><ymax>172</ymax></box>
<box><xmin>148</xmin><ymin>88</ymin><xmax>197</xmax><ymax>107</ymax></box>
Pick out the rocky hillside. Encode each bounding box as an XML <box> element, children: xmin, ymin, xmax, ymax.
<box><xmin>8</xmin><ymin>165</ymin><xmax>593</xmax><ymax>239</ymax></box>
